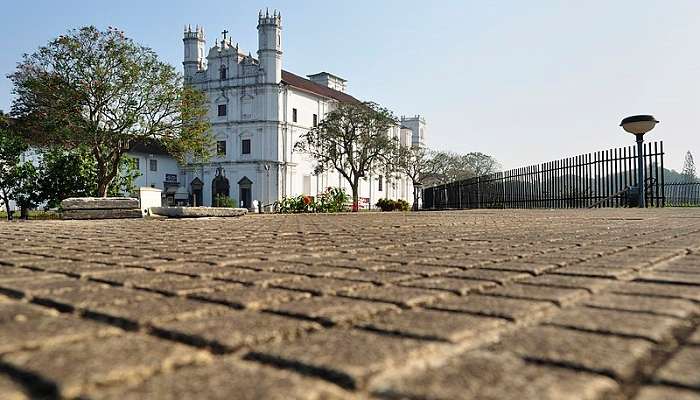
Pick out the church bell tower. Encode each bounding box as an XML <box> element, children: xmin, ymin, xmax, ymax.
<box><xmin>257</xmin><ymin>9</ymin><xmax>282</xmax><ymax>84</ymax></box>
<box><xmin>183</xmin><ymin>25</ymin><xmax>205</xmax><ymax>82</ymax></box>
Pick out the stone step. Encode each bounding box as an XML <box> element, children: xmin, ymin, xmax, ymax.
<box><xmin>148</xmin><ymin>207</ymin><xmax>247</xmax><ymax>218</ymax></box>
<box><xmin>61</xmin><ymin>197</ymin><xmax>140</xmax><ymax>210</ymax></box>
<box><xmin>62</xmin><ymin>209</ymin><xmax>143</xmax><ymax>220</ymax></box>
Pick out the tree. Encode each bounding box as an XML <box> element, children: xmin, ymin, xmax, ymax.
<box><xmin>295</xmin><ymin>102</ymin><xmax>398</xmax><ymax>211</ymax></box>
<box><xmin>395</xmin><ymin>146</ymin><xmax>432</xmax><ymax>211</ymax></box>
<box><xmin>0</xmin><ymin>112</ymin><xmax>29</xmax><ymax>220</ymax></box>
<box><xmin>38</xmin><ymin>147</ymin><xmax>140</xmax><ymax>209</ymax></box>
<box><xmin>9</xmin><ymin>26</ymin><xmax>212</xmax><ymax>196</ymax></box>
<box><xmin>12</xmin><ymin>162</ymin><xmax>42</xmax><ymax>219</ymax></box>
<box><xmin>682</xmin><ymin>151</ymin><xmax>697</xmax><ymax>183</ymax></box>
<box><xmin>422</xmin><ymin>151</ymin><xmax>501</xmax><ymax>186</ymax></box>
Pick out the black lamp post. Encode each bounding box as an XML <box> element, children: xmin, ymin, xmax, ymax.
<box><xmin>620</xmin><ymin>115</ymin><xmax>659</xmax><ymax>208</ymax></box>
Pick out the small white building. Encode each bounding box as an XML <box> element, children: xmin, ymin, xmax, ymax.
<box><xmin>176</xmin><ymin>10</ymin><xmax>427</xmax><ymax>209</ymax></box>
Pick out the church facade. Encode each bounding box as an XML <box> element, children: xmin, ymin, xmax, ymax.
<box><xmin>134</xmin><ymin>10</ymin><xmax>427</xmax><ymax>209</ymax></box>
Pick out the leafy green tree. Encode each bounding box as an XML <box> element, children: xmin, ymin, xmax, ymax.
<box><xmin>38</xmin><ymin>147</ymin><xmax>140</xmax><ymax>209</ymax></box>
<box><xmin>295</xmin><ymin>102</ymin><xmax>398</xmax><ymax>211</ymax></box>
<box><xmin>8</xmin><ymin>26</ymin><xmax>212</xmax><ymax>196</ymax></box>
<box><xmin>395</xmin><ymin>146</ymin><xmax>432</xmax><ymax>211</ymax></box>
<box><xmin>0</xmin><ymin>112</ymin><xmax>29</xmax><ymax>220</ymax></box>
<box><xmin>423</xmin><ymin>151</ymin><xmax>500</xmax><ymax>186</ymax></box>
<box><xmin>12</xmin><ymin>162</ymin><xmax>41</xmax><ymax>219</ymax></box>
<box><xmin>682</xmin><ymin>151</ymin><xmax>697</xmax><ymax>183</ymax></box>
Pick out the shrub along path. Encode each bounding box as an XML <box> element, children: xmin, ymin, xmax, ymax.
<box><xmin>0</xmin><ymin>209</ymin><xmax>699</xmax><ymax>399</ymax></box>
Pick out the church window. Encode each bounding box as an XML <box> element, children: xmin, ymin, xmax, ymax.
<box><xmin>242</xmin><ymin>139</ymin><xmax>251</xmax><ymax>155</ymax></box>
<box><xmin>150</xmin><ymin>159</ymin><xmax>158</xmax><ymax>172</ymax></box>
<box><xmin>292</xmin><ymin>108</ymin><xmax>297</xmax><ymax>123</ymax></box>
<box><xmin>220</xmin><ymin>65</ymin><xmax>227</xmax><ymax>80</ymax></box>
<box><xmin>217</xmin><ymin>140</ymin><xmax>226</xmax><ymax>156</ymax></box>
<box><xmin>218</xmin><ymin>104</ymin><xmax>227</xmax><ymax>117</ymax></box>
<box><xmin>378</xmin><ymin>175</ymin><xmax>383</xmax><ymax>192</ymax></box>
<box><xmin>313</xmin><ymin>114</ymin><xmax>318</xmax><ymax>127</ymax></box>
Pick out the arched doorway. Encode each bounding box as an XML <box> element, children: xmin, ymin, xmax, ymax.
<box><xmin>190</xmin><ymin>177</ymin><xmax>203</xmax><ymax>207</ymax></box>
<box><xmin>238</xmin><ymin>176</ymin><xmax>253</xmax><ymax>209</ymax></box>
<box><xmin>212</xmin><ymin>168</ymin><xmax>230</xmax><ymax>206</ymax></box>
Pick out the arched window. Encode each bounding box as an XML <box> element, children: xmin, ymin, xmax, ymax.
<box><xmin>220</xmin><ymin>65</ymin><xmax>227</xmax><ymax>80</ymax></box>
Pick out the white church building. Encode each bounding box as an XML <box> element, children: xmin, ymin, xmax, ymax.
<box><xmin>130</xmin><ymin>10</ymin><xmax>426</xmax><ymax>210</ymax></box>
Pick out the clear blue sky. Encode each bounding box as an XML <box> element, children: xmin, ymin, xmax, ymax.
<box><xmin>1</xmin><ymin>0</ymin><xmax>698</xmax><ymax>171</ymax></box>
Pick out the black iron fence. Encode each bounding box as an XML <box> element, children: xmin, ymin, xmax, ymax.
<box><xmin>422</xmin><ymin>141</ymin><xmax>665</xmax><ymax>209</ymax></box>
<box><xmin>664</xmin><ymin>182</ymin><xmax>700</xmax><ymax>207</ymax></box>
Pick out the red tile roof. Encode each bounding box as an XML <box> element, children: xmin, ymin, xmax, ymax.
<box><xmin>281</xmin><ymin>70</ymin><xmax>361</xmax><ymax>104</ymax></box>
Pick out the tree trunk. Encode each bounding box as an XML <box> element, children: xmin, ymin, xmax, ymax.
<box><xmin>20</xmin><ymin>206</ymin><xmax>29</xmax><ymax>220</ymax></box>
<box><xmin>97</xmin><ymin>180</ymin><xmax>109</xmax><ymax>197</ymax></box>
<box><xmin>2</xmin><ymin>191</ymin><xmax>12</xmax><ymax>221</ymax></box>
<box><xmin>412</xmin><ymin>186</ymin><xmax>419</xmax><ymax>211</ymax></box>
<box><xmin>351</xmin><ymin>181</ymin><xmax>359</xmax><ymax>212</ymax></box>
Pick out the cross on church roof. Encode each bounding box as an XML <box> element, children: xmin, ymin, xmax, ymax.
<box><xmin>222</xmin><ymin>29</ymin><xmax>228</xmax><ymax>41</ymax></box>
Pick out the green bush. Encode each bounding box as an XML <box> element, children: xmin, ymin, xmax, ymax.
<box><xmin>316</xmin><ymin>187</ymin><xmax>350</xmax><ymax>213</ymax></box>
<box><xmin>376</xmin><ymin>198</ymin><xmax>410</xmax><ymax>212</ymax></box>
<box><xmin>275</xmin><ymin>187</ymin><xmax>350</xmax><ymax>213</ymax></box>
<box><xmin>213</xmin><ymin>194</ymin><xmax>237</xmax><ymax>208</ymax></box>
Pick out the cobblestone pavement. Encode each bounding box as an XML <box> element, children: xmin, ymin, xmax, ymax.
<box><xmin>1</xmin><ymin>209</ymin><xmax>699</xmax><ymax>399</ymax></box>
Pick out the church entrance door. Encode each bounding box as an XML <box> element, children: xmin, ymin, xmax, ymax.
<box><xmin>211</xmin><ymin>168</ymin><xmax>230</xmax><ymax>206</ymax></box>
<box><xmin>238</xmin><ymin>176</ymin><xmax>253</xmax><ymax>209</ymax></box>
<box><xmin>190</xmin><ymin>177</ymin><xmax>204</xmax><ymax>207</ymax></box>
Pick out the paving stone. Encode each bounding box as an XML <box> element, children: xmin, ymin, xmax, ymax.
<box><xmin>269</xmin><ymin>296</ymin><xmax>399</xmax><ymax>325</ymax></box>
<box><xmin>551</xmin><ymin>265</ymin><xmax>635</xmax><ymax>279</ymax></box>
<box><xmin>637</xmin><ymin>272</ymin><xmax>700</xmax><ymax>286</ymax></box>
<box><xmin>545</xmin><ymin>306</ymin><xmax>688</xmax><ymax>342</ymax></box>
<box><xmin>689</xmin><ymin>327</ymin><xmax>700</xmax><ymax>345</ymax></box>
<box><xmin>267</xmin><ymin>264</ymin><xmax>354</xmax><ymax>277</ymax></box>
<box><xmin>360</xmin><ymin>309</ymin><xmax>506</xmax><ymax>342</ymax></box>
<box><xmin>340</xmin><ymin>285</ymin><xmax>453</xmax><ymax>308</ymax></box>
<box><xmin>519</xmin><ymin>275</ymin><xmax>613</xmax><ymax>292</ymax></box>
<box><xmin>153</xmin><ymin>310</ymin><xmax>321</xmax><ymax>350</ymax></box>
<box><xmin>84</xmin><ymin>294</ymin><xmax>230</xmax><ymax>326</ymax></box>
<box><xmin>271</xmin><ymin>277</ymin><xmax>374</xmax><ymax>295</ymax></box>
<box><xmin>610</xmin><ymin>281</ymin><xmax>700</xmax><ymax>302</ymax></box>
<box><xmin>635</xmin><ymin>386</ymin><xmax>700</xmax><ymax>400</ymax></box>
<box><xmin>339</xmin><ymin>270</ymin><xmax>421</xmax><ymax>284</ymax></box>
<box><xmin>399</xmin><ymin>276</ymin><xmax>497</xmax><ymax>295</ymax></box>
<box><xmin>380</xmin><ymin>263</ymin><xmax>458</xmax><ymax>276</ymax></box>
<box><xmin>99</xmin><ymin>357</ymin><xmax>348</xmax><ymax>400</ymax></box>
<box><xmin>371</xmin><ymin>350</ymin><xmax>619</xmax><ymax>400</ymax></box>
<box><xmin>216</xmin><ymin>271</ymin><xmax>305</xmax><ymax>286</ymax></box>
<box><xmin>247</xmin><ymin>328</ymin><xmax>438</xmax><ymax>390</ymax></box>
<box><xmin>2</xmin><ymin>334</ymin><xmax>210</xmax><ymax>399</ymax></box>
<box><xmin>583</xmin><ymin>293</ymin><xmax>699</xmax><ymax>318</ymax></box>
<box><xmin>189</xmin><ymin>284</ymin><xmax>310</xmax><ymax>309</ymax></box>
<box><xmin>427</xmin><ymin>294</ymin><xmax>556</xmax><ymax>322</ymax></box>
<box><xmin>447</xmin><ymin>269</ymin><xmax>531</xmax><ymax>284</ymax></box>
<box><xmin>44</xmin><ymin>285</ymin><xmax>152</xmax><ymax>310</ymax></box>
<box><xmin>0</xmin><ymin>374</ymin><xmax>30</xmax><ymax>400</ymax></box>
<box><xmin>654</xmin><ymin>347</ymin><xmax>700</xmax><ymax>389</ymax></box>
<box><xmin>478</xmin><ymin>260</ymin><xmax>559</xmax><ymax>275</ymax></box>
<box><xmin>484</xmin><ymin>283</ymin><xmax>588</xmax><ymax>306</ymax></box>
<box><xmin>491</xmin><ymin>325</ymin><xmax>654</xmax><ymax>379</ymax></box>
<box><xmin>0</xmin><ymin>303</ymin><xmax>121</xmax><ymax>353</ymax></box>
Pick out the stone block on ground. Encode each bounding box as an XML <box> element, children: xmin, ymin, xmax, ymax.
<box><xmin>61</xmin><ymin>197</ymin><xmax>140</xmax><ymax>210</ymax></box>
<box><xmin>148</xmin><ymin>206</ymin><xmax>247</xmax><ymax>218</ymax></box>
<box><xmin>370</xmin><ymin>350</ymin><xmax>619</xmax><ymax>400</ymax></box>
<box><xmin>62</xmin><ymin>209</ymin><xmax>143</xmax><ymax>220</ymax></box>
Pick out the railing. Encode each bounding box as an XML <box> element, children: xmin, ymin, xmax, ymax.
<box><xmin>664</xmin><ymin>182</ymin><xmax>700</xmax><ymax>207</ymax></box>
<box><xmin>422</xmin><ymin>141</ymin><xmax>665</xmax><ymax>209</ymax></box>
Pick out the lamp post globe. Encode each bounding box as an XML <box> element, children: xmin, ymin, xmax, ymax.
<box><xmin>620</xmin><ymin>115</ymin><xmax>659</xmax><ymax>208</ymax></box>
